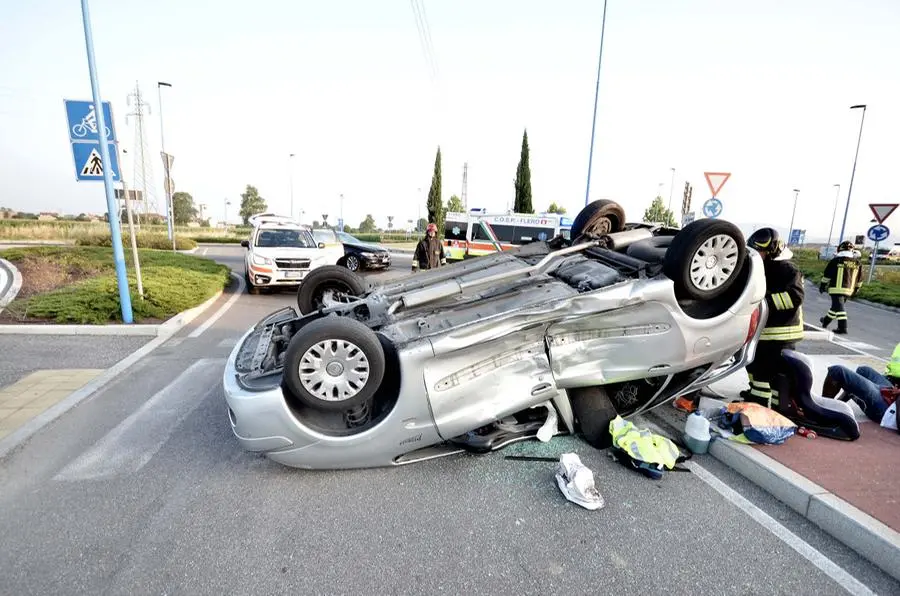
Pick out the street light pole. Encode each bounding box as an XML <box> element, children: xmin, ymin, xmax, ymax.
<box><xmin>838</xmin><ymin>104</ymin><xmax>867</xmax><ymax>246</ymax></box>
<box><xmin>584</xmin><ymin>0</ymin><xmax>608</xmax><ymax>207</ymax></box>
<box><xmin>79</xmin><ymin>0</ymin><xmax>133</xmax><ymax>324</ymax></box>
<box><xmin>788</xmin><ymin>188</ymin><xmax>800</xmax><ymax>245</ymax></box>
<box><xmin>157</xmin><ymin>81</ymin><xmax>173</xmax><ymax>249</ymax></box>
<box><xmin>289</xmin><ymin>153</ymin><xmax>295</xmax><ymax>219</ymax></box>
<box><xmin>827</xmin><ymin>183</ymin><xmax>840</xmax><ymax>248</ymax></box>
<box><xmin>339</xmin><ymin>193</ymin><xmax>344</xmax><ymax>232</ymax></box>
<box><xmin>223</xmin><ymin>198</ymin><xmax>230</xmax><ymax>227</ymax></box>
<box><xmin>667</xmin><ymin>167</ymin><xmax>675</xmax><ymax>213</ymax></box>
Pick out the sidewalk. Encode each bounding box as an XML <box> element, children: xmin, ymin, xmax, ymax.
<box><xmin>656</xmin><ymin>345</ymin><xmax>900</xmax><ymax>582</ymax></box>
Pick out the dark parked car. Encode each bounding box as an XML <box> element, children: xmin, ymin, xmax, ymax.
<box><xmin>335</xmin><ymin>231</ymin><xmax>392</xmax><ymax>271</ymax></box>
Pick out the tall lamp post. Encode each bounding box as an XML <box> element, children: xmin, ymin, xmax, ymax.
<box><xmin>788</xmin><ymin>188</ymin><xmax>800</xmax><ymax>245</ymax></box>
<box><xmin>289</xmin><ymin>153</ymin><xmax>295</xmax><ymax>219</ymax></box>
<box><xmin>584</xmin><ymin>0</ymin><xmax>609</xmax><ymax>206</ymax></box>
<box><xmin>826</xmin><ymin>183</ymin><xmax>840</xmax><ymax>249</ymax></box>
<box><xmin>223</xmin><ymin>198</ymin><xmax>231</xmax><ymax>227</ymax></box>
<box><xmin>838</xmin><ymin>104</ymin><xmax>867</xmax><ymax>245</ymax></box>
<box><xmin>667</xmin><ymin>167</ymin><xmax>676</xmax><ymax>213</ymax></box>
<box><xmin>157</xmin><ymin>81</ymin><xmax>173</xmax><ymax>249</ymax></box>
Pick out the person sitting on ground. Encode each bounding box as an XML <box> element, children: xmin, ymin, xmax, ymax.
<box><xmin>821</xmin><ymin>342</ymin><xmax>900</xmax><ymax>429</ymax></box>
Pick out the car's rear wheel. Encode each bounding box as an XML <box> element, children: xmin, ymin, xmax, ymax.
<box><xmin>663</xmin><ymin>219</ymin><xmax>746</xmax><ymax>301</ymax></box>
<box><xmin>297</xmin><ymin>265</ymin><xmax>367</xmax><ymax>314</ymax></box>
<box><xmin>344</xmin><ymin>255</ymin><xmax>361</xmax><ymax>272</ymax></box>
<box><xmin>571</xmin><ymin>199</ymin><xmax>626</xmax><ymax>240</ymax></box>
<box><xmin>568</xmin><ymin>386</ymin><xmax>618</xmax><ymax>449</ymax></box>
<box><xmin>283</xmin><ymin>316</ymin><xmax>386</xmax><ymax>412</ymax></box>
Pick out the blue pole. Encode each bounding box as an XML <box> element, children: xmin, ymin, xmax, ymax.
<box><xmin>584</xmin><ymin>0</ymin><xmax>608</xmax><ymax>207</ymax></box>
<box><xmin>80</xmin><ymin>0</ymin><xmax>134</xmax><ymax>324</ymax></box>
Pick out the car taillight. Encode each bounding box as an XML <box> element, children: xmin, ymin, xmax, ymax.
<box><xmin>745</xmin><ymin>306</ymin><xmax>761</xmax><ymax>344</ymax></box>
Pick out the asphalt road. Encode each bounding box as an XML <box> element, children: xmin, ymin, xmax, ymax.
<box><xmin>801</xmin><ymin>280</ymin><xmax>898</xmax><ymax>359</ymax></box>
<box><xmin>0</xmin><ymin>245</ymin><xmax>897</xmax><ymax>595</ymax></box>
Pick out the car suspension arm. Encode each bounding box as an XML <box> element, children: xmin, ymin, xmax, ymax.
<box><xmin>388</xmin><ymin>240</ymin><xmax>601</xmax><ymax>314</ymax></box>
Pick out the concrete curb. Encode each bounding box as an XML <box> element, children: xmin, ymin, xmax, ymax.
<box><xmin>0</xmin><ymin>273</ymin><xmax>237</xmax><ymax>336</ymax></box>
<box><xmin>0</xmin><ymin>273</ymin><xmax>241</xmax><ymax>462</ymax></box>
<box><xmin>0</xmin><ymin>257</ymin><xmax>23</xmax><ymax>314</ymax></box>
<box><xmin>707</xmin><ymin>436</ymin><xmax>900</xmax><ymax>582</ymax></box>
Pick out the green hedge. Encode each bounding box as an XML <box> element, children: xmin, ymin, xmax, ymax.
<box><xmin>74</xmin><ymin>231</ymin><xmax>197</xmax><ymax>251</ymax></box>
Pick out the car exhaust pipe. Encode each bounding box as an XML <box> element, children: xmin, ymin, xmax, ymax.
<box><xmin>391</xmin><ymin>240</ymin><xmax>601</xmax><ymax>312</ymax></box>
<box><xmin>595</xmin><ymin>228</ymin><xmax>653</xmax><ymax>251</ymax></box>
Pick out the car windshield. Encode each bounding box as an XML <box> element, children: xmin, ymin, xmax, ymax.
<box><xmin>312</xmin><ymin>229</ymin><xmax>335</xmax><ymax>243</ymax></box>
<box><xmin>255</xmin><ymin>228</ymin><xmax>316</xmax><ymax>248</ymax></box>
<box><xmin>336</xmin><ymin>231</ymin><xmax>361</xmax><ymax>243</ymax></box>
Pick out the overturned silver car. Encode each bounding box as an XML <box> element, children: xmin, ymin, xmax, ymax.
<box><xmin>222</xmin><ymin>200</ymin><xmax>768</xmax><ymax>469</ymax></box>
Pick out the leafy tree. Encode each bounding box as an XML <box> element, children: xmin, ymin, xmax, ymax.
<box><xmin>447</xmin><ymin>194</ymin><xmax>464</xmax><ymax>213</ymax></box>
<box><xmin>416</xmin><ymin>217</ymin><xmax>428</xmax><ymax>233</ymax></box>
<box><xmin>239</xmin><ymin>184</ymin><xmax>267</xmax><ymax>225</ymax></box>
<box><xmin>643</xmin><ymin>196</ymin><xmax>677</xmax><ymax>227</ymax></box>
<box><xmin>547</xmin><ymin>202</ymin><xmax>566</xmax><ymax>214</ymax></box>
<box><xmin>312</xmin><ymin>220</ymin><xmax>321</xmax><ymax>228</ymax></box>
<box><xmin>358</xmin><ymin>214</ymin><xmax>377</xmax><ymax>233</ymax></box>
<box><xmin>514</xmin><ymin>129</ymin><xmax>533</xmax><ymax>213</ymax></box>
<box><xmin>172</xmin><ymin>191</ymin><xmax>198</xmax><ymax>225</ymax></box>
<box><xmin>426</xmin><ymin>147</ymin><xmax>444</xmax><ymax>236</ymax></box>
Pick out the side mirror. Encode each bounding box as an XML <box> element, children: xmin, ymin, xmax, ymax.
<box><xmin>318</xmin><ymin>242</ymin><xmax>326</xmax><ymax>249</ymax></box>
<box><xmin>240</xmin><ymin>240</ymin><xmax>249</xmax><ymax>248</ymax></box>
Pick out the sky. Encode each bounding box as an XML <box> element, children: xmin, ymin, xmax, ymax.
<box><xmin>1</xmin><ymin>0</ymin><xmax>899</xmax><ymax>245</ymax></box>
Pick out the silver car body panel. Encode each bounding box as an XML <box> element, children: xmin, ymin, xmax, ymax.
<box><xmin>223</xmin><ymin>242</ymin><xmax>768</xmax><ymax>470</ymax></box>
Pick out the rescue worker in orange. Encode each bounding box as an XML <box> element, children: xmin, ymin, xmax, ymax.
<box><xmin>412</xmin><ymin>222</ymin><xmax>447</xmax><ymax>272</ymax></box>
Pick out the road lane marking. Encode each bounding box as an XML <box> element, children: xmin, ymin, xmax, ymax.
<box><xmin>54</xmin><ymin>358</ymin><xmax>223</xmax><ymax>481</ymax></box>
<box><xmin>201</xmin><ymin>247</ymin><xmax>208</xmax><ymax>256</ymax></box>
<box><xmin>804</xmin><ymin>321</ymin><xmax>888</xmax><ymax>363</ymax></box>
<box><xmin>187</xmin><ymin>272</ymin><xmax>244</xmax><ymax>338</ymax></box>
<box><xmin>687</xmin><ymin>461</ymin><xmax>875</xmax><ymax>596</ymax></box>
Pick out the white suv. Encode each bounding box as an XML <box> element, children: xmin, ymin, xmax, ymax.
<box><xmin>240</xmin><ymin>214</ymin><xmax>335</xmax><ymax>294</ymax></box>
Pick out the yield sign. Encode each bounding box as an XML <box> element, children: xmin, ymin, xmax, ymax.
<box><xmin>869</xmin><ymin>203</ymin><xmax>898</xmax><ymax>224</ymax></box>
<box><xmin>704</xmin><ymin>172</ymin><xmax>731</xmax><ymax>198</ymax></box>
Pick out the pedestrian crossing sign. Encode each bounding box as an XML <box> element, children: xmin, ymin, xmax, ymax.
<box><xmin>71</xmin><ymin>141</ymin><xmax>120</xmax><ymax>182</ymax></box>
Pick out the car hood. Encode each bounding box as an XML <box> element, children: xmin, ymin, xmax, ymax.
<box><xmin>344</xmin><ymin>241</ymin><xmax>388</xmax><ymax>253</ymax></box>
<box><xmin>252</xmin><ymin>247</ymin><xmax>328</xmax><ymax>259</ymax></box>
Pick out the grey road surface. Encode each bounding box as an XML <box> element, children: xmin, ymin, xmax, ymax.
<box><xmin>0</xmin><ymin>335</ymin><xmax>152</xmax><ymax>390</ymax></box>
<box><xmin>801</xmin><ymin>281</ymin><xmax>898</xmax><ymax>358</ymax></box>
<box><xmin>0</xmin><ymin>245</ymin><xmax>896</xmax><ymax>594</ymax></box>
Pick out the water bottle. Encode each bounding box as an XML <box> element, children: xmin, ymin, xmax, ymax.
<box><xmin>684</xmin><ymin>411</ymin><xmax>711</xmax><ymax>455</ymax></box>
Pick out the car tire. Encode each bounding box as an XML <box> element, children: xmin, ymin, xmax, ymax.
<box><xmin>344</xmin><ymin>255</ymin><xmax>361</xmax><ymax>272</ymax></box>
<box><xmin>568</xmin><ymin>386</ymin><xmax>618</xmax><ymax>449</ymax></box>
<box><xmin>245</xmin><ymin>271</ymin><xmax>260</xmax><ymax>295</ymax></box>
<box><xmin>663</xmin><ymin>219</ymin><xmax>746</xmax><ymax>301</ymax></box>
<box><xmin>283</xmin><ymin>316</ymin><xmax>386</xmax><ymax>412</ymax></box>
<box><xmin>296</xmin><ymin>265</ymin><xmax>367</xmax><ymax>314</ymax></box>
<box><xmin>571</xmin><ymin>199</ymin><xmax>626</xmax><ymax>240</ymax></box>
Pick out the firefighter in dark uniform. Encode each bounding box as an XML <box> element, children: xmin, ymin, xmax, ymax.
<box><xmin>818</xmin><ymin>240</ymin><xmax>863</xmax><ymax>335</ymax></box>
<box><xmin>741</xmin><ymin>228</ymin><xmax>805</xmax><ymax>409</ymax></box>
<box><xmin>412</xmin><ymin>222</ymin><xmax>447</xmax><ymax>272</ymax></box>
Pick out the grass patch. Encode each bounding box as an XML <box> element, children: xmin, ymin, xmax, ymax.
<box><xmin>792</xmin><ymin>248</ymin><xmax>900</xmax><ymax>308</ymax></box>
<box><xmin>188</xmin><ymin>235</ymin><xmax>244</xmax><ymax>244</ymax></box>
<box><xmin>74</xmin><ymin>230</ymin><xmax>197</xmax><ymax>250</ymax></box>
<box><xmin>0</xmin><ymin>246</ymin><xmax>231</xmax><ymax>324</ymax></box>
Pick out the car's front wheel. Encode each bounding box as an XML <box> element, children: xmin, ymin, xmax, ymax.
<box><xmin>663</xmin><ymin>219</ymin><xmax>746</xmax><ymax>301</ymax></box>
<box><xmin>282</xmin><ymin>316</ymin><xmax>386</xmax><ymax>412</ymax></box>
<box><xmin>344</xmin><ymin>255</ymin><xmax>361</xmax><ymax>272</ymax></box>
<box><xmin>571</xmin><ymin>199</ymin><xmax>627</xmax><ymax>240</ymax></box>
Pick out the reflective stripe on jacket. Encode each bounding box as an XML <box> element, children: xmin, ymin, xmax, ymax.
<box><xmin>822</xmin><ymin>255</ymin><xmax>862</xmax><ymax>296</ymax></box>
<box><xmin>761</xmin><ymin>258</ymin><xmax>805</xmax><ymax>342</ymax></box>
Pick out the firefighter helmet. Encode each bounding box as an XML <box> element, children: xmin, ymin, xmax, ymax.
<box><xmin>747</xmin><ymin>227</ymin><xmax>784</xmax><ymax>260</ymax></box>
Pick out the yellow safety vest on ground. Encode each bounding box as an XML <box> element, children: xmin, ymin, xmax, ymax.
<box><xmin>609</xmin><ymin>416</ymin><xmax>680</xmax><ymax>470</ymax></box>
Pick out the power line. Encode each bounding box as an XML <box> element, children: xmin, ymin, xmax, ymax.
<box><xmin>409</xmin><ymin>0</ymin><xmax>438</xmax><ymax>83</ymax></box>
